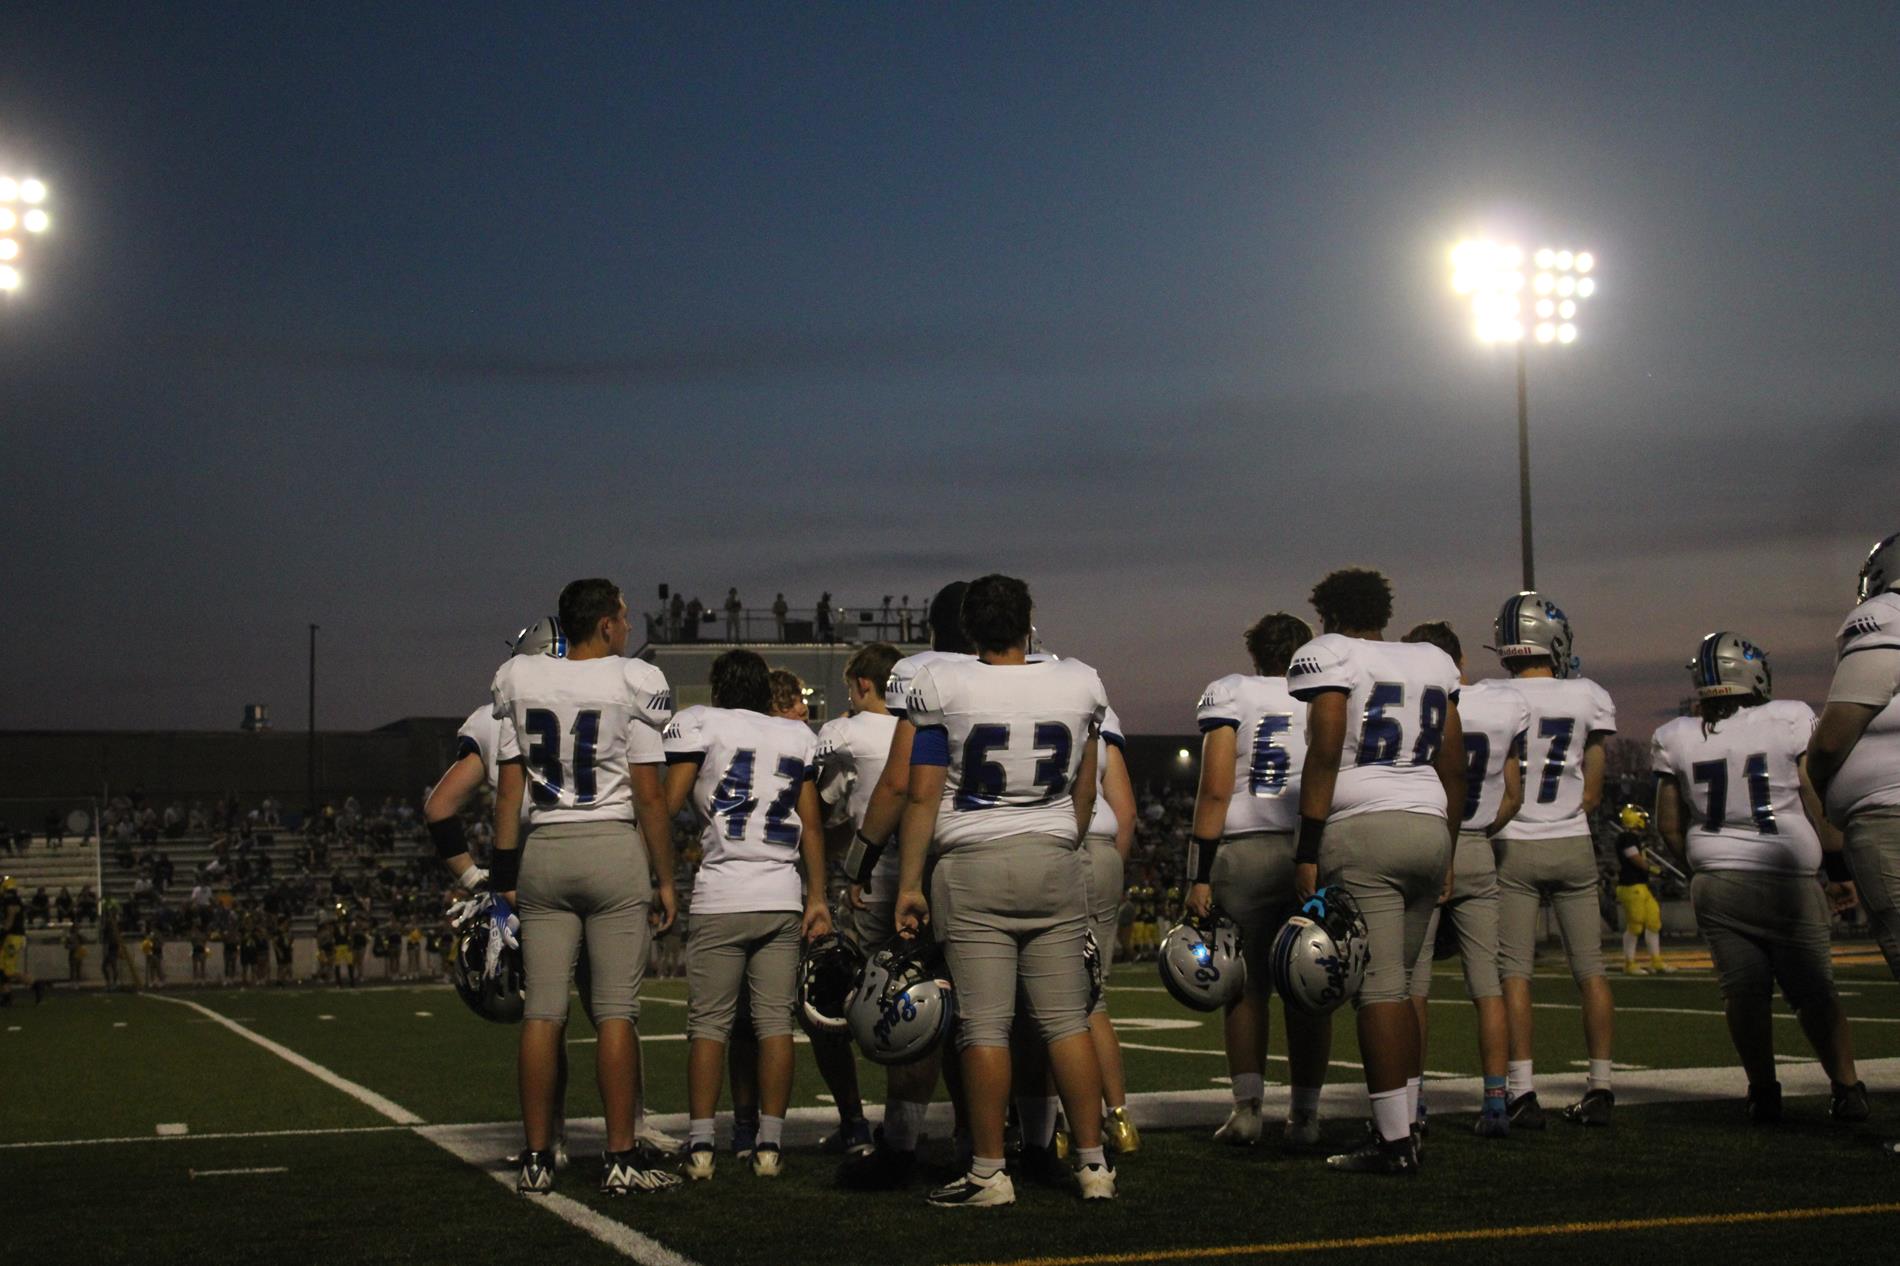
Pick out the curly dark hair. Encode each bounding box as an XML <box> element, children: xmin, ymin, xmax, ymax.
<box><xmin>1310</xmin><ymin>568</ymin><xmax>1393</xmax><ymax>634</ymax></box>
<box><xmin>1401</xmin><ymin>620</ymin><xmax>1462</xmax><ymax>665</ymax></box>
<box><xmin>709</xmin><ymin>649</ymin><xmax>773</xmax><ymax>713</ymax></box>
<box><xmin>1244</xmin><ymin>613</ymin><xmax>1313</xmax><ymax>676</ymax></box>
<box><xmin>960</xmin><ymin>574</ymin><xmax>1033</xmax><ymax>653</ymax></box>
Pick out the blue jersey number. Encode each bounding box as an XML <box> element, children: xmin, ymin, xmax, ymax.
<box><xmin>1249</xmin><ymin>715</ymin><xmax>1293</xmax><ymax>796</ymax></box>
<box><xmin>713</xmin><ymin>750</ymin><xmax>806</xmax><ymax>844</ymax></box>
<box><xmin>1357</xmin><ymin>683</ymin><xmax>1405</xmax><ymax>765</ymax></box>
<box><xmin>1695</xmin><ymin>755</ymin><xmax>1776</xmax><ymax>834</ymax></box>
<box><xmin>955</xmin><ymin>722</ymin><xmax>1075</xmax><ymax>810</ymax></box>
<box><xmin>1412</xmin><ymin>687</ymin><xmax>1448</xmax><ymax>766</ymax></box>
<box><xmin>1460</xmin><ymin>733</ymin><xmax>1490</xmax><ymax>823</ymax></box>
<box><xmin>523</xmin><ymin>708</ymin><xmax>601</xmax><ymax>807</ymax></box>
<box><xmin>1535</xmin><ymin>717</ymin><xmax>1576</xmax><ymax>804</ymax></box>
<box><xmin>1691</xmin><ymin>759</ymin><xmax>1728</xmax><ymax>831</ymax></box>
<box><xmin>1031</xmin><ymin>722</ymin><xmax>1073</xmax><ymax>802</ymax></box>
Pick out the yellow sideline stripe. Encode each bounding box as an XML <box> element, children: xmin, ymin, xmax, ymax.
<box><xmin>956</xmin><ymin>1202</ymin><xmax>1900</xmax><ymax>1266</ymax></box>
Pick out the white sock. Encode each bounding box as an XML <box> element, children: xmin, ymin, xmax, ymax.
<box><xmin>1015</xmin><ymin>1095</ymin><xmax>1059</xmax><ymax>1149</ymax></box>
<box><xmin>971</xmin><ymin>1154</ymin><xmax>1004</xmax><ymax>1180</ymax></box>
<box><xmin>1231</xmin><ymin>1073</ymin><xmax>1265</xmax><ymax>1105</ymax></box>
<box><xmin>1290</xmin><ymin>1084</ymin><xmax>1322</xmax><ymax>1121</ymax></box>
<box><xmin>1622</xmin><ymin>929</ymin><xmax>1638</xmax><ymax>960</ymax></box>
<box><xmin>758</xmin><ymin>1114</ymin><xmax>784</xmax><ymax>1148</ymax></box>
<box><xmin>1588</xmin><ymin>1059</ymin><xmax>1613</xmax><ymax>1092</ymax></box>
<box><xmin>1077</xmin><ymin>1144</ymin><xmax>1106</xmax><ymax>1168</ymax></box>
<box><xmin>688</xmin><ymin>1117</ymin><xmax>715</xmax><ymax>1149</ymax></box>
<box><xmin>1508</xmin><ymin>1060</ymin><xmax>1533</xmax><ymax>1096</ymax></box>
<box><xmin>1405</xmin><ymin>1076</ymin><xmax>1421</xmax><ymax>1125</ymax></box>
<box><xmin>1370</xmin><ymin>1087</ymin><xmax>1410</xmax><ymax>1143</ymax></box>
<box><xmin>885</xmin><ymin>1099</ymin><xmax>928</xmax><ymax>1153</ymax></box>
<box><xmin>1645</xmin><ymin>929</ymin><xmax>1662</xmax><ymax>959</ymax></box>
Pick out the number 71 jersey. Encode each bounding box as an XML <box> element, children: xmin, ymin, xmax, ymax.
<box><xmin>491</xmin><ymin>655</ymin><xmax>675</xmax><ymax>826</ymax></box>
<box><xmin>906</xmin><ymin>657</ymin><xmax>1108</xmax><ymax>849</ymax></box>
<box><xmin>1286</xmin><ymin>634</ymin><xmax>1461</xmax><ymax>822</ymax></box>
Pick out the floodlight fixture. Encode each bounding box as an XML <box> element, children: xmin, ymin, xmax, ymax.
<box><xmin>0</xmin><ymin>266</ymin><xmax>19</xmax><ymax>291</ymax></box>
<box><xmin>23</xmin><ymin>209</ymin><xmax>48</xmax><ymax>233</ymax></box>
<box><xmin>19</xmin><ymin>179</ymin><xmax>46</xmax><ymax>204</ymax></box>
<box><xmin>0</xmin><ymin>240</ymin><xmax>16</xmax><ymax>261</ymax></box>
<box><xmin>0</xmin><ymin>174</ymin><xmax>51</xmax><ymax>295</ymax></box>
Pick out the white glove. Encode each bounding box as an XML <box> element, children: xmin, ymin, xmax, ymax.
<box><xmin>485</xmin><ymin>894</ymin><xmax>520</xmax><ymax>981</ymax></box>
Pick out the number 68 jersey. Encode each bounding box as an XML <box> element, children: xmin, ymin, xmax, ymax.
<box><xmin>1286</xmin><ymin>634</ymin><xmax>1461</xmax><ymax>822</ymax></box>
<box><xmin>906</xmin><ymin>657</ymin><xmax>1108</xmax><ymax>850</ymax></box>
<box><xmin>491</xmin><ymin>655</ymin><xmax>675</xmax><ymax>826</ymax></box>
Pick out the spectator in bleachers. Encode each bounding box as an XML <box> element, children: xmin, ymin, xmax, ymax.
<box><xmin>143</xmin><ymin>926</ymin><xmax>166</xmax><ymax>986</ymax></box>
<box><xmin>64</xmin><ymin>923</ymin><xmax>85</xmax><ymax>982</ymax></box>
<box><xmin>29</xmin><ymin>887</ymin><xmax>50</xmax><ymax>927</ymax></box>
<box><xmin>190</xmin><ymin>926</ymin><xmax>209</xmax><ymax>982</ymax></box>
<box><xmin>772</xmin><ymin>593</ymin><xmax>789</xmax><ymax>640</ymax></box>
<box><xmin>55</xmin><ymin>886</ymin><xmax>73</xmax><ymax>924</ymax></box>
<box><xmin>815</xmin><ymin>592</ymin><xmax>833</xmax><ymax>642</ymax></box>
<box><xmin>725</xmin><ymin>588</ymin><xmax>744</xmax><ymax>640</ymax></box>
<box><xmin>76</xmin><ymin>885</ymin><xmax>97</xmax><ymax>925</ymax></box>
<box><xmin>45</xmin><ymin>809</ymin><xmax>63</xmax><ymax>848</ymax></box>
<box><xmin>685</xmin><ymin>595</ymin><xmax>704</xmax><ymax>640</ymax></box>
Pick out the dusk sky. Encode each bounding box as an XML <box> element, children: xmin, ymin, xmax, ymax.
<box><xmin>2</xmin><ymin>3</ymin><xmax>1894</xmax><ymax>739</ymax></box>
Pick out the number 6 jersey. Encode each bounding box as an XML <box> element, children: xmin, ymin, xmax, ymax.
<box><xmin>1286</xmin><ymin>634</ymin><xmax>1461</xmax><ymax>822</ymax></box>
<box><xmin>491</xmin><ymin>655</ymin><xmax>675</xmax><ymax>826</ymax></box>
<box><xmin>905</xmin><ymin>657</ymin><xmax>1108</xmax><ymax>850</ymax></box>
<box><xmin>663</xmin><ymin>706</ymin><xmax>819</xmax><ymax>915</ymax></box>
<box><xmin>1195</xmin><ymin>673</ymin><xmax>1308</xmax><ymax>835</ymax></box>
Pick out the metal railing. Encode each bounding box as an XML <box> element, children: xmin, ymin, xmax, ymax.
<box><xmin>643</xmin><ymin>601</ymin><xmax>927</xmax><ymax>646</ymax></box>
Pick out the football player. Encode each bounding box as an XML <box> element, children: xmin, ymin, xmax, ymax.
<box><xmin>836</xmin><ymin>582</ymin><xmax>976</xmax><ymax>1189</ymax></box>
<box><xmin>1611</xmin><ymin>805</ymin><xmax>1671</xmax><ymax>975</ymax></box>
<box><xmin>894</xmin><ymin>574</ymin><xmax>1115</xmax><ymax>1206</ymax></box>
<box><xmin>1400</xmin><ymin>621</ymin><xmax>1523</xmax><ymax>1137</ymax></box>
<box><xmin>1651</xmin><ymin>632</ymin><xmax>1865</xmax><ymax>1122</ymax></box>
<box><xmin>811</xmin><ymin>642</ymin><xmax>905</xmax><ymax>1157</ymax></box>
<box><xmin>1082</xmin><ymin>702</ymin><xmax>1141</xmax><ymax>1154</ymax></box>
<box><xmin>664</xmin><ymin>650</ymin><xmax>832</xmax><ymax>1180</ymax></box>
<box><xmin>1286</xmin><ymin>569</ymin><xmax>1465</xmax><ymax>1175</ymax></box>
<box><xmin>1488</xmin><ymin>592</ymin><xmax>1618</xmax><ymax>1127</ymax></box>
<box><xmin>491</xmin><ymin>578</ymin><xmax>681</xmax><ymax>1198</ymax></box>
<box><xmin>1187</xmin><ymin>611</ymin><xmax>1335</xmax><ymax>1150</ymax></box>
<box><xmin>426</xmin><ymin>617</ymin><xmax>678</xmax><ymax>1166</ymax></box>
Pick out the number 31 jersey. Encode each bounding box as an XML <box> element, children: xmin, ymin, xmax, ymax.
<box><xmin>663</xmin><ymin>705</ymin><xmax>819</xmax><ymax>914</ymax></box>
<box><xmin>1195</xmin><ymin>673</ymin><xmax>1307</xmax><ymax>835</ymax></box>
<box><xmin>491</xmin><ymin>656</ymin><xmax>675</xmax><ymax>826</ymax></box>
<box><xmin>1493</xmin><ymin>677</ymin><xmax>1616</xmax><ymax>841</ymax></box>
<box><xmin>1286</xmin><ymin>634</ymin><xmax>1460</xmax><ymax>822</ymax></box>
<box><xmin>906</xmin><ymin>657</ymin><xmax>1108</xmax><ymax>850</ymax></box>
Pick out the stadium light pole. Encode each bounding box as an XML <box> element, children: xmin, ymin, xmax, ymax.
<box><xmin>0</xmin><ymin>174</ymin><xmax>53</xmax><ymax>296</ymax></box>
<box><xmin>1450</xmin><ymin>240</ymin><xmax>1597</xmax><ymax>591</ymax></box>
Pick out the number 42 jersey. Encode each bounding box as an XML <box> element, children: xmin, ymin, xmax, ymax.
<box><xmin>663</xmin><ymin>706</ymin><xmax>819</xmax><ymax>915</ymax></box>
<box><xmin>1286</xmin><ymin>634</ymin><xmax>1461</xmax><ymax>822</ymax></box>
<box><xmin>906</xmin><ymin>657</ymin><xmax>1108</xmax><ymax>850</ymax></box>
<box><xmin>491</xmin><ymin>655</ymin><xmax>675</xmax><ymax>826</ymax></box>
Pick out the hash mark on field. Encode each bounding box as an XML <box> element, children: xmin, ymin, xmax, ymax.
<box><xmin>415</xmin><ymin>1010</ymin><xmax>432</xmax><ymax>1017</ymax></box>
<box><xmin>6</xmin><ymin>1025</ymin><xmax>19</xmax><ymax>1032</ymax></box>
<box><xmin>1569</xmin><ymin>1061</ymin><xmax>1648</xmax><ymax>1072</ymax></box>
<box><xmin>155</xmin><ymin>1124</ymin><xmax>188</xmax><ymax>1136</ymax></box>
<box><xmin>189</xmin><ymin>1166</ymin><xmax>287</xmax><ymax>1178</ymax></box>
<box><xmin>318</xmin><ymin>1014</ymin><xmax>335</xmax><ymax>1021</ymax></box>
<box><xmin>113</xmin><ymin>1022</ymin><xmax>127</xmax><ymax>1028</ymax></box>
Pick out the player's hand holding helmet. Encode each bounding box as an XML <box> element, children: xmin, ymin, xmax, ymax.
<box><xmin>1157</xmin><ymin>909</ymin><xmax>1245</xmax><ymax>1011</ymax></box>
<box><xmin>797</xmin><ymin>931</ymin><xmax>866</xmax><ymax>1040</ymax></box>
<box><xmin>448</xmin><ymin>892</ymin><xmax>525</xmax><ymax>1023</ymax></box>
<box><xmin>846</xmin><ymin>932</ymin><xmax>955</xmax><ymax>1065</ymax></box>
<box><xmin>1270</xmin><ymin>886</ymin><xmax>1369</xmax><ymax>1014</ymax></box>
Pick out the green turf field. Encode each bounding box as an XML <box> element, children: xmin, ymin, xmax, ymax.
<box><xmin>6</xmin><ymin>956</ymin><xmax>1900</xmax><ymax>1265</ymax></box>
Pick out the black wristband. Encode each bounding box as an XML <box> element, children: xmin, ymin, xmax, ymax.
<box><xmin>1823</xmin><ymin>851</ymin><xmax>1852</xmax><ymax>883</ymax></box>
<box><xmin>490</xmin><ymin>847</ymin><xmax>522</xmax><ymax>892</ymax></box>
<box><xmin>426</xmin><ymin>816</ymin><xmax>468</xmax><ymax>863</ymax></box>
<box><xmin>1295</xmin><ymin>815</ymin><xmax>1326</xmax><ymax>866</ymax></box>
<box><xmin>1189</xmin><ymin>834</ymin><xmax>1221</xmax><ymax>885</ymax></box>
<box><xmin>845</xmin><ymin>831</ymin><xmax>887</xmax><ymax>887</ymax></box>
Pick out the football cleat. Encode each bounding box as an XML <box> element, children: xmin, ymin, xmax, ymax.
<box><xmin>634</xmin><ymin>1124</ymin><xmax>683</xmax><ymax>1160</ymax></box>
<box><xmin>506</xmin><ymin>1138</ymin><xmax>570</xmax><ymax>1170</ymax></box>
<box><xmin>1104</xmin><ymin>1106</ymin><xmax>1141</xmax><ymax>1155</ymax></box>
<box><xmin>732</xmin><ymin>1116</ymin><xmax>758</xmax><ymax>1161</ymax></box>
<box><xmin>1283</xmin><ymin>1114</ymin><xmax>1323</xmax><ymax>1151</ymax></box>
<box><xmin>1473</xmin><ymin>1112</ymin><xmax>1510</xmax><ymax>1139</ymax></box>
<box><xmin>516</xmin><ymin>1149</ymin><xmax>556</xmax><ymax>1195</ymax></box>
<box><xmin>820</xmin><ymin>1117</ymin><xmax>874</xmax><ymax>1155</ymax></box>
<box><xmin>601</xmin><ymin>1150</ymin><xmax>683</xmax><ymax>1196</ymax></box>
<box><xmin>750</xmin><ymin>1144</ymin><xmax>783</xmax><ymax>1178</ymax></box>
<box><xmin>1077</xmin><ymin>1162</ymin><xmax>1117</xmax><ymax>1201</ymax></box>
<box><xmin>1649</xmin><ymin>958</ymin><xmax>1677</xmax><ymax>975</ymax></box>
<box><xmin>1325</xmin><ymin>1134</ymin><xmax>1416</xmax><ymax>1176</ymax></box>
<box><xmin>836</xmin><ymin>1131</ymin><xmax>916</xmax><ymax>1190</ymax></box>
<box><xmin>1507</xmin><ymin>1091</ymin><xmax>1547</xmax><ymax>1129</ymax></box>
<box><xmin>1830</xmin><ymin>1080</ymin><xmax>1870</xmax><ymax>1123</ymax></box>
<box><xmin>684</xmin><ymin>1144</ymin><xmax>716</xmax><ymax>1181</ymax></box>
<box><xmin>928</xmin><ymin>1169</ymin><xmax>1016</xmax><ymax>1208</ymax></box>
<box><xmin>1623</xmin><ymin>960</ymin><xmax>1650</xmax><ymax>976</ymax></box>
<box><xmin>1214</xmin><ymin>1101</ymin><xmax>1263</xmax><ymax>1146</ymax></box>
<box><xmin>1414</xmin><ymin>1103</ymin><xmax>1429</xmax><ymax>1135</ymax></box>
<box><xmin>1052</xmin><ymin>1122</ymin><xmax>1071</xmax><ymax>1162</ymax></box>
<box><xmin>1562</xmin><ymin>1088</ymin><xmax>1615</xmax><ymax>1126</ymax></box>
<box><xmin>1745</xmin><ymin>1081</ymin><xmax>1783</xmax><ymax>1124</ymax></box>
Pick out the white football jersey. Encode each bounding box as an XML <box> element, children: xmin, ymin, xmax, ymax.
<box><xmin>1825</xmin><ymin>592</ymin><xmax>1900</xmax><ymax>821</ymax></box>
<box><xmin>1084</xmin><ymin>706</ymin><xmax>1127</xmax><ymax>841</ymax></box>
<box><xmin>906</xmin><ymin>657</ymin><xmax>1108</xmax><ymax>850</ymax></box>
<box><xmin>1455</xmin><ymin>680</ymin><xmax>1531</xmax><ymax>831</ymax></box>
<box><xmin>1195</xmin><ymin>673</ymin><xmax>1307</xmax><ymax>835</ymax></box>
<box><xmin>1493</xmin><ymin>676</ymin><xmax>1616</xmax><ymax>841</ymax></box>
<box><xmin>1286</xmin><ymin>635</ymin><xmax>1460</xmax><ymax>822</ymax></box>
<box><xmin>663</xmin><ymin>706</ymin><xmax>819</xmax><ymax>915</ymax></box>
<box><xmin>456</xmin><ymin>704</ymin><xmax>530</xmax><ymax>822</ymax></box>
<box><xmin>816</xmin><ymin>709</ymin><xmax>901</xmax><ymax>902</ymax></box>
<box><xmin>1651</xmin><ymin>701</ymin><xmax>1820</xmax><ymax>875</ymax></box>
<box><xmin>885</xmin><ymin>649</ymin><xmax>975</xmax><ymax>721</ymax></box>
<box><xmin>491</xmin><ymin>656</ymin><xmax>674</xmax><ymax>826</ymax></box>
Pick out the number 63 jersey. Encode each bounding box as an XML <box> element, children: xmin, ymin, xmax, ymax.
<box><xmin>491</xmin><ymin>655</ymin><xmax>675</xmax><ymax>826</ymax></box>
<box><xmin>1286</xmin><ymin>634</ymin><xmax>1461</xmax><ymax>822</ymax></box>
<box><xmin>906</xmin><ymin>657</ymin><xmax>1108</xmax><ymax>850</ymax></box>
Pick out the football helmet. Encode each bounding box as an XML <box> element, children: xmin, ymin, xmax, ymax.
<box><xmin>449</xmin><ymin>893</ymin><xmax>525</xmax><ymax>1023</ymax></box>
<box><xmin>1618</xmin><ymin>803</ymin><xmax>1652</xmax><ymax>833</ymax></box>
<box><xmin>797</xmin><ymin>932</ymin><xmax>866</xmax><ymax>1039</ymax></box>
<box><xmin>847</xmin><ymin>935</ymin><xmax>955</xmax><ymax>1065</ymax></box>
<box><xmin>1082</xmin><ymin>929</ymin><xmax>1105</xmax><ymax>1013</ymax></box>
<box><xmin>1270</xmin><ymin>887</ymin><xmax>1369</xmax><ymax>1014</ymax></box>
<box><xmin>1858</xmin><ymin>533</ymin><xmax>1900</xmax><ymax>602</ymax></box>
<box><xmin>1494</xmin><ymin>592</ymin><xmax>1577</xmax><ymax>677</ymax></box>
<box><xmin>1157</xmin><ymin>911</ymin><xmax>1245</xmax><ymax>1012</ymax></box>
<box><xmin>510</xmin><ymin>616</ymin><xmax>566</xmax><ymax>658</ymax></box>
<box><xmin>1687</xmin><ymin>631</ymin><xmax>1772</xmax><ymax>700</ymax></box>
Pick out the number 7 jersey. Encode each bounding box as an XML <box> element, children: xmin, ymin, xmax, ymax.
<box><xmin>906</xmin><ymin>657</ymin><xmax>1108</xmax><ymax>849</ymax></box>
<box><xmin>491</xmin><ymin>655</ymin><xmax>675</xmax><ymax>826</ymax></box>
<box><xmin>1286</xmin><ymin>634</ymin><xmax>1461</xmax><ymax>822</ymax></box>
<box><xmin>1492</xmin><ymin>676</ymin><xmax>1616</xmax><ymax>841</ymax></box>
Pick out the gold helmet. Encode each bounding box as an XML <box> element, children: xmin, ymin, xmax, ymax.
<box><xmin>1618</xmin><ymin>804</ymin><xmax>1651</xmax><ymax>833</ymax></box>
<box><xmin>1</xmin><ymin>875</ymin><xmax>16</xmax><ymax>892</ymax></box>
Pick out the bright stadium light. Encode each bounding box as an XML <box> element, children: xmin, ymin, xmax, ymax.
<box><xmin>0</xmin><ymin>177</ymin><xmax>15</xmax><ymax>201</ymax></box>
<box><xmin>23</xmin><ymin>208</ymin><xmax>48</xmax><ymax>233</ymax></box>
<box><xmin>0</xmin><ymin>266</ymin><xmax>19</xmax><ymax>292</ymax></box>
<box><xmin>0</xmin><ymin>174</ymin><xmax>51</xmax><ymax>296</ymax></box>
<box><xmin>0</xmin><ymin>240</ymin><xmax>16</xmax><ymax>262</ymax></box>
<box><xmin>19</xmin><ymin>178</ymin><xmax>46</xmax><ymax>204</ymax></box>
<box><xmin>1449</xmin><ymin>235</ymin><xmax>1601</xmax><ymax>589</ymax></box>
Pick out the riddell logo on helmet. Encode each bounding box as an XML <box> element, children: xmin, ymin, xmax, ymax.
<box><xmin>873</xmin><ymin>992</ymin><xmax>918</xmax><ymax>1046</ymax></box>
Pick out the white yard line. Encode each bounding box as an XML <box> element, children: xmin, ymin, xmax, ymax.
<box><xmin>0</xmin><ymin>1124</ymin><xmax>411</xmax><ymax>1151</ymax></box>
<box><xmin>1425</xmin><ymin>997</ymin><xmax>1900</xmax><ymax>1025</ymax></box>
<box><xmin>190</xmin><ymin>1166</ymin><xmax>288</xmax><ymax>1178</ymax></box>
